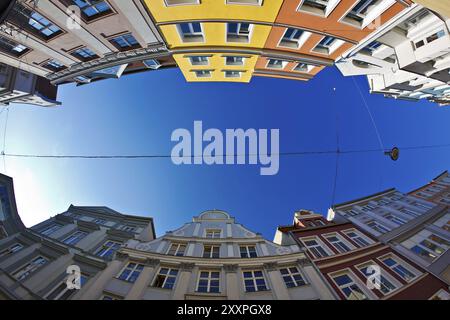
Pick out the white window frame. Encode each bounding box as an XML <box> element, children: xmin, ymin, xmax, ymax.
<box><xmin>188</xmin><ymin>55</ymin><xmax>210</xmax><ymax>66</ymax></box>
<box><xmin>13</xmin><ymin>256</ymin><xmax>48</xmax><ymax>281</ymax></box>
<box><xmin>193</xmin><ymin>70</ymin><xmax>213</xmax><ymax>78</ymax></box>
<box><xmin>301</xmin><ymin>236</ymin><xmax>332</xmax><ymax>258</ymax></box>
<box><xmin>226</xmin><ymin>22</ymin><xmax>253</xmax><ymax>43</ymax></box>
<box><xmin>356</xmin><ymin>261</ymin><xmax>400</xmax><ymax>296</ymax></box>
<box><xmin>224</xmin><ymin>56</ymin><xmax>246</xmax><ymax>66</ymax></box>
<box><xmin>117</xmin><ymin>262</ymin><xmax>144</xmax><ymax>283</ymax></box>
<box><xmin>226</xmin><ymin>0</ymin><xmax>263</xmax><ymax>6</ymax></box>
<box><xmin>339</xmin><ymin>0</ymin><xmax>396</xmax><ymax>29</ymax></box>
<box><xmin>95</xmin><ymin>240</ymin><xmax>122</xmax><ymax>258</ymax></box>
<box><xmin>203</xmin><ymin>244</ymin><xmax>220</xmax><ymax>258</ymax></box>
<box><xmin>167</xmin><ymin>243</ymin><xmax>187</xmax><ymax>256</ymax></box>
<box><xmin>205</xmin><ymin>229</ymin><xmax>222</xmax><ymax>238</ymax></box>
<box><xmin>343</xmin><ymin>229</ymin><xmax>373</xmax><ymax>248</ymax></box>
<box><xmin>378</xmin><ymin>253</ymin><xmax>421</xmax><ymax>283</ymax></box>
<box><xmin>311</xmin><ymin>36</ymin><xmax>344</xmax><ymax>55</ymax></box>
<box><xmin>63</xmin><ymin>230</ymin><xmax>88</xmax><ymax>245</ymax></box>
<box><xmin>196</xmin><ymin>270</ymin><xmax>221</xmax><ymax>293</ymax></box>
<box><xmin>242</xmin><ymin>270</ymin><xmax>269</xmax><ymax>292</ymax></box>
<box><xmin>329</xmin><ymin>269</ymin><xmax>372</xmax><ymax>300</ymax></box>
<box><xmin>239</xmin><ymin>245</ymin><xmax>258</xmax><ymax>258</ymax></box>
<box><xmin>323</xmin><ymin>232</ymin><xmax>355</xmax><ymax>253</ymax></box>
<box><xmin>279</xmin><ymin>266</ymin><xmax>307</xmax><ymax>288</ymax></box>
<box><xmin>224</xmin><ymin>70</ymin><xmax>243</xmax><ymax>78</ymax></box>
<box><xmin>152</xmin><ymin>267</ymin><xmax>179</xmax><ymax>290</ymax></box>
<box><xmin>177</xmin><ymin>22</ymin><xmax>204</xmax><ymax>43</ymax></box>
<box><xmin>293</xmin><ymin>63</ymin><xmax>315</xmax><ymax>73</ymax></box>
<box><xmin>266</xmin><ymin>59</ymin><xmax>289</xmax><ymax>70</ymax></box>
<box><xmin>278</xmin><ymin>28</ymin><xmax>311</xmax><ymax>49</ymax></box>
<box><xmin>0</xmin><ymin>243</ymin><xmax>24</xmax><ymax>258</ymax></box>
<box><xmin>164</xmin><ymin>0</ymin><xmax>200</xmax><ymax>6</ymax></box>
<box><xmin>41</xmin><ymin>223</ymin><xmax>62</xmax><ymax>236</ymax></box>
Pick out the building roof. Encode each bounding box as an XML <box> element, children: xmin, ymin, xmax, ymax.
<box><xmin>331</xmin><ymin>188</ymin><xmax>396</xmax><ymax>209</ymax></box>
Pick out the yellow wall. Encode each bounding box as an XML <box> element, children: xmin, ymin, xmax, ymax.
<box><xmin>413</xmin><ymin>0</ymin><xmax>450</xmax><ymax>18</ymax></box>
<box><xmin>174</xmin><ymin>53</ymin><xmax>258</xmax><ymax>83</ymax></box>
<box><xmin>161</xmin><ymin>22</ymin><xmax>272</xmax><ymax>49</ymax></box>
<box><xmin>145</xmin><ymin>0</ymin><xmax>284</xmax><ymax>23</ymax></box>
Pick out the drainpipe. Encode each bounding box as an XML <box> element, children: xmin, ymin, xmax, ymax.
<box><xmin>287</xmin><ymin>230</ymin><xmax>340</xmax><ymax>300</ymax></box>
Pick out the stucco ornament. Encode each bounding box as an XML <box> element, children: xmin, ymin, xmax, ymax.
<box><xmin>136</xmin><ymin>242</ymin><xmax>153</xmax><ymax>251</ymax></box>
<box><xmin>276</xmin><ymin>247</ymin><xmax>291</xmax><ymax>255</ymax></box>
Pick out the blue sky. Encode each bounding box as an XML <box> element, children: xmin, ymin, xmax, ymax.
<box><xmin>2</xmin><ymin>66</ymin><xmax>449</xmax><ymax>240</ymax></box>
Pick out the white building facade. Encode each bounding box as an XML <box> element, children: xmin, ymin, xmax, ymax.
<box><xmin>78</xmin><ymin>210</ymin><xmax>335</xmax><ymax>300</ymax></box>
<box><xmin>335</xmin><ymin>4</ymin><xmax>450</xmax><ymax>106</ymax></box>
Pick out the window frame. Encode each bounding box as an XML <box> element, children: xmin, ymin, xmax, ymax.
<box><xmin>117</xmin><ymin>262</ymin><xmax>144</xmax><ymax>283</ymax></box>
<box><xmin>279</xmin><ymin>266</ymin><xmax>307</xmax><ymax>288</ymax></box>
<box><xmin>167</xmin><ymin>243</ymin><xmax>187</xmax><ymax>256</ymax></box>
<box><xmin>203</xmin><ymin>244</ymin><xmax>220</xmax><ymax>258</ymax></box>
<box><xmin>239</xmin><ymin>245</ymin><xmax>258</xmax><ymax>258</ymax></box>
<box><xmin>152</xmin><ymin>267</ymin><xmax>179</xmax><ymax>290</ymax></box>
<box><xmin>242</xmin><ymin>269</ymin><xmax>269</xmax><ymax>292</ymax></box>
<box><xmin>13</xmin><ymin>255</ymin><xmax>48</xmax><ymax>281</ymax></box>
<box><xmin>196</xmin><ymin>270</ymin><xmax>221</xmax><ymax>293</ymax></box>
<box><xmin>378</xmin><ymin>253</ymin><xmax>420</xmax><ymax>283</ymax></box>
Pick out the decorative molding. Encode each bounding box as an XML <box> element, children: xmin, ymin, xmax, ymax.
<box><xmin>146</xmin><ymin>258</ymin><xmax>160</xmax><ymax>267</ymax></box>
<box><xmin>223</xmin><ymin>264</ymin><xmax>239</xmax><ymax>273</ymax></box>
<box><xmin>179</xmin><ymin>262</ymin><xmax>195</xmax><ymax>272</ymax></box>
<box><xmin>263</xmin><ymin>262</ymin><xmax>278</xmax><ymax>272</ymax></box>
<box><xmin>115</xmin><ymin>251</ymin><xmax>129</xmax><ymax>261</ymax></box>
<box><xmin>297</xmin><ymin>258</ymin><xmax>312</xmax><ymax>267</ymax></box>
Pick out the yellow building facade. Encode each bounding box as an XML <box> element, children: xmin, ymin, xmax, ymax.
<box><xmin>145</xmin><ymin>0</ymin><xmax>284</xmax><ymax>83</ymax></box>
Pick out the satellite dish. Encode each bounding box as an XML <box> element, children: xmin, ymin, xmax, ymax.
<box><xmin>385</xmin><ymin>147</ymin><xmax>399</xmax><ymax>161</ymax></box>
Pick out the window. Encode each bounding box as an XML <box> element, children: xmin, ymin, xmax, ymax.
<box><xmin>121</xmin><ymin>225</ymin><xmax>136</xmax><ymax>232</ymax></box>
<box><xmin>95</xmin><ymin>240</ymin><xmax>121</xmax><ymax>259</ymax></box>
<box><xmin>72</xmin><ymin>0</ymin><xmax>112</xmax><ymax>19</ymax></box>
<box><xmin>366</xmin><ymin>220</ymin><xmax>390</xmax><ymax>234</ymax></box>
<box><xmin>12</xmin><ymin>4</ymin><xmax>61</xmax><ymax>40</ymax></box>
<box><xmin>404</xmin><ymin>230</ymin><xmax>449</xmax><ymax>262</ymax></box>
<box><xmin>203</xmin><ymin>245</ymin><xmax>220</xmax><ymax>258</ymax></box>
<box><xmin>332</xmin><ymin>272</ymin><xmax>368</xmax><ymax>300</ymax></box>
<box><xmin>167</xmin><ymin>243</ymin><xmax>186</xmax><ymax>256</ymax></box>
<box><xmin>42</xmin><ymin>60</ymin><xmax>65</xmax><ymax>72</ymax></box>
<box><xmin>343</xmin><ymin>0</ymin><xmax>381</xmax><ymax>27</ymax></box>
<box><xmin>433</xmin><ymin>214</ymin><xmax>450</xmax><ymax>232</ymax></box>
<box><xmin>144</xmin><ymin>59</ymin><xmax>162</xmax><ymax>70</ymax></box>
<box><xmin>344</xmin><ymin>230</ymin><xmax>371</xmax><ymax>248</ymax></box>
<box><xmin>165</xmin><ymin>0</ymin><xmax>199</xmax><ymax>5</ymax></box>
<box><xmin>302</xmin><ymin>238</ymin><xmax>330</xmax><ymax>258</ymax></box>
<box><xmin>240</xmin><ymin>245</ymin><xmax>257</xmax><ymax>258</ymax></box>
<box><xmin>63</xmin><ymin>231</ymin><xmax>87</xmax><ymax>245</ymax></box>
<box><xmin>294</xmin><ymin>63</ymin><xmax>314</xmax><ymax>73</ymax></box>
<box><xmin>224</xmin><ymin>70</ymin><xmax>242</xmax><ymax>78</ymax></box>
<box><xmin>153</xmin><ymin>267</ymin><xmax>178</xmax><ymax>289</ymax></box>
<box><xmin>381</xmin><ymin>255</ymin><xmax>417</xmax><ymax>282</ymax></box>
<box><xmin>227</xmin><ymin>23</ymin><xmax>252</xmax><ymax>43</ymax></box>
<box><xmin>267</xmin><ymin>59</ymin><xmax>288</xmax><ymax>69</ymax></box>
<box><xmin>71</xmin><ymin>47</ymin><xmax>97</xmax><ymax>61</ymax></box>
<box><xmin>197</xmin><ymin>271</ymin><xmax>220</xmax><ymax>293</ymax></box>
<box><xmin>280</xmin><ymin>28</ymin><xmax>304</xmax><ymax>48</ymax></box>
<box><xmin>325</xmin><ymin>234</ymin><xmax>352</xmax><ymax>253</ymax></box>
<box><xmin>225</xmin><ymin>56</ymin><xmax>244</xmax><ymax>66</ymax></box>
<box><xmin>194</xmin><ymin>70</ymin><xmax>212</xmax><ymax>78</ymax></box>
<box><xmin>118</xmin><ymin>262</ymin><xmax>144</xmax><ymax>283</ymax></box>
<box><xmin>14</xmin><ymin>256</ymin><xmax>48</xmax><ymax>281</ymax></box>
<box><xmin>46</xmin><ymin>275</ymin><xmax>88</xmax><ymax>300</ymax></box>
<box><xmin>178</xmin><ymin>23</ymin><xmax>203</xmax><ymax>42</ymax></box>
<box><xmin>93</xmin><ymin>218</ymin><xmax>106</xmax><ymax>225</ymax></box>
<box><xmin>280</xmin><ymin>267</ymin><xmax>307</xmax><ymax>288</ymax></box>
<box><xmin>110</xmin><ymin>33</ymin><xmax>140</xmax><ymax>50</ymax></box>
<box><xmin>358</xmin><ymin>264</ymin><xmax>397</xmax><ymax>295</ymax></box>
<box><xmin>298</xmin><ymin>0</ymin><xmax>331</xmax><ymax>15</ymax></box>
<box><xmin>383</xmin><ymin>213</ymin><xmax>407</xmax><ymax>226</ymax></box>
<box><xmin>243</xmin><ymin>270</ymin><xmax>268</xmax><ymax>292</ymax></box>
<box><xmin>227</xmin><ymin>0</ymin><xmax>262</xmax><ymax>5</ymax></box>
<box><xmin>205</xmin><ymin>229</ymin><xmax>221</xmax><ymax>238</ymax></box>
<box><xmin>313</xmin><ymin>36</ymin><xmax>340</xmax><ymax>55</ymax></box>
<box><xmin>41</xmin><ymin>224</ymin><xmax>62</xmax><ymax>236</ymax></box>
<box><xmin>0</xmin><ymin>36</ymin><xmax>29</xmax><ymax>57</ymax></box>
<box><xmin>0</xmin><ymin>243</ymin><xmax>23</xmax><ymax>258</ymax></box>
<box><xmin>188</xmin><ymin>56</ymin><xmax>209</xmax><ymax>66</ymax></box>
<box><xmin>361</xmin><ymin>41</ymin><xmax>382</xmax><ymax>55</ymax></box>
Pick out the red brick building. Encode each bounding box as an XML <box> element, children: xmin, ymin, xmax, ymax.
<box><xmin>275</xmin><ymin>210</ymin><xmax>449</xmax><ymax>300</ymax></box>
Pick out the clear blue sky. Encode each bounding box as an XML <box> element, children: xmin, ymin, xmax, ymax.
<box><xmin>2</xmin><ymin>66</ymin><xmax>449</xmax><ymax>240</ymax></box>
